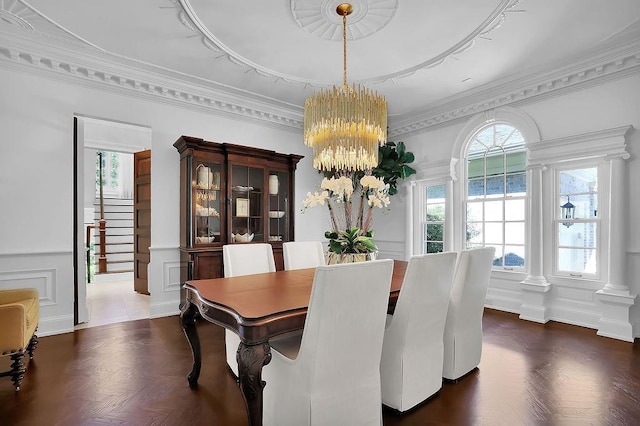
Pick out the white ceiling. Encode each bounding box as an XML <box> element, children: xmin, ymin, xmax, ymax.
<box><xmin>2</xmin><ymin>0</ymin><xmax>640</xmax><ymax>134</ymax></box>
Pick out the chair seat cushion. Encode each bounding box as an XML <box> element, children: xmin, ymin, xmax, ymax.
<box><xmin>270</xmin><ymin>331</ymin><xmax>303</xmax><ymax>360</ymax></box>
<box><xmin>17</xmin><ymin>297</ymin><xmax>39</xmax><ymax>330</ymax></box>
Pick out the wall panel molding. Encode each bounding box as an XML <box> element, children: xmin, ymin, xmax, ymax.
<box><xmin>0</xmin><ymin>268</ymin><xmax>56</xmax><ymax>306</ymax></box>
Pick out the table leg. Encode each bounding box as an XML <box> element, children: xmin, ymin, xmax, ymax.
<box><xmin>180</xmin><ymin>301</ymin><xmax>201</xmax><ymax>388</ymax></box>
<box><xmin>237</xmin><ymin>341</ymin><xmax>272</xmax><ymax>426</ymax></box>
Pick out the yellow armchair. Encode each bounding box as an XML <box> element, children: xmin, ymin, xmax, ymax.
<box><xmin>0</xmin><ymin>288</ymin><xmax>39</xmax><ymax>391</ymax></box>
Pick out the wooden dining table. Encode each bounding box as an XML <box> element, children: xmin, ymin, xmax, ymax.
<box><xmin>180</xmin><ymin>259</ymin><xmax>407</xmax><ymax>426</ymax></box>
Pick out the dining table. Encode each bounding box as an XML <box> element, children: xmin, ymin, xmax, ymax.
<box><xmin>180</xmin><ymin>259</ymin><xmax>407</xmax><ymax>426</ymax></box>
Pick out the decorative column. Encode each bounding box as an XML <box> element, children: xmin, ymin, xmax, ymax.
<box><xmin>405</xmin><ymin>181</ymin><xmax>416</xmax><ymax>259</ymax></box>
<box><xmin>596</xmin><ymin>153</ymin><xmax>635</xmax><ymax>342</ymax></box>
<box><xmin>520</xmin><ymin>163</ymin><xmax>551</xmax><ymax>323</ymax></box>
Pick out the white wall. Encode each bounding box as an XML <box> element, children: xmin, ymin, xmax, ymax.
<box><xmin>400</xmin><ymin>73</ymin><xmax>640</xmax><ymax>339</ymax></box>
<box><xmin>0</xmin><ymin>67</ymin><xmax>325</xmax><ymax>335</ymax></box>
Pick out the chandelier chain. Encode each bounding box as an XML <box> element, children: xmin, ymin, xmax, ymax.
<box><xmin>342</xmin><ymin>12</ymin><xmax>348</xmax><ymax>86</ymax></box>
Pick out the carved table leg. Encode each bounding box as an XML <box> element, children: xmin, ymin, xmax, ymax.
<box><xmin>180</xmin><ymin>301</ymin><xmax>201</xmax><ymax>388</ymax></box>
<box><xmin>237</xmin><ymin>341</ymin><xmax>272</xmax><ymax>426</ymax></box>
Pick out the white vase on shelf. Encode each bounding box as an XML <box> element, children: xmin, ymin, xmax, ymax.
<box><xmin>269</xmin><ymin>174</ymin><xmax>279</xmax><ymax>195</ymax></box>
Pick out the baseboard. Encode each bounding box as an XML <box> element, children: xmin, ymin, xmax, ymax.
<box><xmin>150</xmin><ymin>300</ymin><xmax>180</xmax><ymax>319</ymax></box>
<box><xmin>38</xmin><ymin>314</ymin><xmax>74</xmax><ymax>337</ymax></box>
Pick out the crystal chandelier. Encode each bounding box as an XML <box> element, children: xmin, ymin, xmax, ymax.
<box><xmin>303</xmin><ymin>3</ymin><xmax>387</xmax><ymax>172</ymax></box>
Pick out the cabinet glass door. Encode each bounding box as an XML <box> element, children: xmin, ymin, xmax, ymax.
<box><xmin>194</xmin><ymin>161</ymin><xmax>222</xmax><ymax>245</ymax></box>
<box><xmin>231</xmin><ymin>165</ymin><xmax>263</xmax><ymax>243</ymax></box>
<box><xmin>267</xmin><ymin>171</ymin><xmax>289</xmax><ymax>242</ymax></box>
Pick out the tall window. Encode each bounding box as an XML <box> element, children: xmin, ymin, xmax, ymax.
<box><xmin>465</xmin><ymin>123</ymin><xmax>526</xmax><ymax>269</ymax></box>
<box><xmin>556</xmin><ymin>166</ymin><xmax>599</xmax><ymax>278</ymax></box>
<box><xmin>96</xmin><ymin>150</ymin><xmax>133</xmax><ymax>199</ymax></box>
<box><xmin>423</xmin><ymin>184</ymin><xmax>446</xmax><ymax>253</ymax></box>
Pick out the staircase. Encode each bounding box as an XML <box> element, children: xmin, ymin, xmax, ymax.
<box><xmin>94</xmin><ymin>198</ymin><xmax>134</xmax><ymax>274</ymax></box>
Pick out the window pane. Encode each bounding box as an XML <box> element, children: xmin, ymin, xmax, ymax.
<box><xmin>559</xmin><ymin>167</ymin><xmax>597</xmax><ymax>194</ymax></box>
<box><xmin>468</xmin><ymin>178</ymin><xmax>484</xmax><ymax>197</ymax></box>
<box><xmin>485</xmin><ymin>155</ymin><xmax>505</xmax><ymax>176</ymax></box>
<box><xmin>489</xmin><ymin>245</ymin><xmax>504</xmax><ymax>266</ymax></box>
<box><xmin>558</xmin><ymin>222</ymin><xmax>597</xmax><ymax>248</ymax></box>
<box><xmin>558</xmin><ymin>194</ymin><xmax>597</xmax><ymax>219</ymax></box>
<box><xmin>467</xmin><ymin>202</ymin><xmax>483</xmax><ymax>221</ymax></box>
<box><xmin>505</xmin><ymin>199</ymin><xmax>525</xmax><ymax>221</ymax></box>
<box><xmin>486</xmin><ymin>176</ymin><xmax>504</xmax><ymax>196</ymax></box>
<box><xmin>426</xmin><ymin>184</ymin><xmax>445</xmax><ymax>200</ymax></box>
<box><xmin>506</xmin><ymin>173</ymin><xmax>526</xmax><ymax>195</ymax></box>
<box><xmin>485</xmin><ymin>200</ymin><xmax>503</xmax><ymax>221</ymax></box>
<box><xmin>485</xmin><ymin>223</ymin><xmax>503</xmax><ymax>244</ymax></box>
<box><xmin>426</xmin><ymin>224</ymin><xmax>443</xmax><ymax>242</ymax></box>
<box><xmin>504</xmin><ymin>246</ymin><xmax>525</xmax><ymax>267</ymax></box>
<box><xmin>506</xmin><ymin>152</ymin><xmax>526</xmax><ymax>173</ymax></box>
<box><xmin>467</xmin><ymin>223</ymin><xmax>483</xmax><ymax>244</ymax></box>
<box><xmin>505</xmin><ymin>222</ymin><xmax>525</xmax><ymax>244</ymax></box>
<box><xmin>558</xmin><ymin>248</ymin><xmax>597</xmax><ymax>274</ymax></box>
<box><xmin>426</xmin><ymin>204</ymin><xmax>445</xmax><ymax>221</ymax></box>
<box><xmin>426</xmin><ymin>242</ymin><xmax>444</xmax><ymax>253</ymax></box>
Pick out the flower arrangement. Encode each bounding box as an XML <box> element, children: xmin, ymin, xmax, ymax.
<box><xmin>302</xmin><ymin>173</ymin><xmax>390</xmax><ymax>255</ymax></box>
<box><xmin>302</xmin><ymin>141</ymin><xmax>416</xmax><ymax>262</ymax></box>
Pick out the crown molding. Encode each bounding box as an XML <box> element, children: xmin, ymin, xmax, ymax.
<box><xmin>0</xmin><ymin>28</ymin><xmax>304</xmax><ymax>132</ymax></box>
<box><xmin>389</xmin><ymin>34</ymin><xmax>640</xmax><ymax>138</ymax></box>
<box><xmin>1</xmin><ymin>16</ymin><xmax>638</xmax><ymax>139</ymax></box>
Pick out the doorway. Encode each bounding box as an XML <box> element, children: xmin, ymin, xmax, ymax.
<box><xmin>73</xmin><ymin>115</ymin><xmax>152</xmax><ymax>327</ymax></box>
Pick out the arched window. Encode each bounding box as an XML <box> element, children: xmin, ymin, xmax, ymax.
<box><xmin>465</xmin><ymin>123</ymin><xmax>527</xmax><ymax>269</ymax></box>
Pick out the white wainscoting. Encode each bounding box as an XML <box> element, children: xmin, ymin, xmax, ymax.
<box><xmin>148</xmin><ymin>246</ymin><xmax>182</xmax><ymax>319</ymax></box>
<box><xmin>0</xmin><ymin>250</ymin><xmax>74</xmax><ymax>336</ymax></box>
<box><xmin>376</xmin><ymin>239</ymin><xmax>406</xmax><ymax>261</ymax></box>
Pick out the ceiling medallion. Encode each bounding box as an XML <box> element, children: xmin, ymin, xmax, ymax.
<box><xmin>290</xmin><ymin>0</ymin><xmax>397</xmax><ymax>41</ymax></box>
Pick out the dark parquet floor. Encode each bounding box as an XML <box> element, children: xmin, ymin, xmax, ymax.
<box><xmin>1</xmin><ymin>309</ymin><xmax>638</xmax><ymax>425</ymax></box>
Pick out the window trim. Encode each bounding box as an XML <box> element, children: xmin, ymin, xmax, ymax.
<box><xmin>421</xmin><ymin>181</ymin><xmax>448</xmax><ymax>254</ymax></box>
<box><xmin>463</xmin><ymin>121</ymin><xmax>527</xmax><ymax>272</ymax></box>
<box><xmin>551</xmin><ymin>161</ymin><xmax>603</xmax><ymax>281</ymax></box>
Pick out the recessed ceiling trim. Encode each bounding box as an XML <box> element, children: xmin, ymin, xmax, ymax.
<box><xmin>175</xmin><ymin>0</ymin><xmax>523</xmax><ymax>86</ymax></box>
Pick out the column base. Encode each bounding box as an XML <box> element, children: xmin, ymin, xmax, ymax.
<box><xmin>519</xmin><ymin>276</ymin><xmax>551</xmax><ymax>323</ymax></box>
<box><xmin>595</xmin><ymin>289</ymin><xmax>636</xmax><ymax>342</ymax></box>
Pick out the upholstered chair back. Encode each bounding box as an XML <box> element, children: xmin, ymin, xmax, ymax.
<box><xmin>442</xmin><ymin>247</ymin><xmax>495</xmax><ymax>380</ymax></box>
<box><xmin>282</xmin><ymin>241</ymin><xmax>325</xmax><ymax>270</ymax></box>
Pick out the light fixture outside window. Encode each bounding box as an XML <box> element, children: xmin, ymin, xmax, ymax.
<box><xmin>303</xmin><ymin>3</ymin><xmax>387</xmax><ymax>172</ymax></box>
<box><xmin>561</xmin><ymin>196</ymin><xmax>575</xmax><ymax>227</ymax></box>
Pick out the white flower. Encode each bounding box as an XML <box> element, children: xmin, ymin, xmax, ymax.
<box><xmin>368</xmin><ymin>190</ymin><xmax>390</xmax><ymax>209</ymax></box>
<box><xmin>360</xmin><ymin>175</ymin><xmax>385</xmax><ymax>190</ymax></box>
<box><xmin>302</xmin><ymin>190</ymin><xmax>329</xmax><ymax>209</ymax></box>
<box><xmin>321</xmin><ymin>176</ymin><xmax>354</xmax><ymax>201</ymax></box>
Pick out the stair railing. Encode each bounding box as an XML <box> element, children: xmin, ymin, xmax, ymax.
<box><xmin>97</xmin><ymin>152</ymin><xmax>107</xmax><ymax>273</ymax></box>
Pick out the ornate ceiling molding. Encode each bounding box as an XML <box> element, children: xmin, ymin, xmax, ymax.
<box><xmin>290</xmin><ymin>0</ymin><xmax>397</xmax><ymax>41</ymax></box>
<box><xmin>174</xmin><ymin>0</ymin><xmax>523</xmax><ymax>86</ymax></box>
<box><xmin>389</xmin><ymin>43</ymin><xmax>640</xmax><ymax>138</ymax></box>
<box><xmin>3</xmin><ymin>1</ymin><xmax>105</xmax><ymax>50</ymax></box>
<box><xmin>0</xmin><ymin>31</ymin><xmax>303</xmax><ymax>132</ymax></box>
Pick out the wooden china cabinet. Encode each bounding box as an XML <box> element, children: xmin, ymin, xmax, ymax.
<box><xmin>174</xmin><ymin>135</ymin><xmax>303</xmax><ymax>305</ymax></box>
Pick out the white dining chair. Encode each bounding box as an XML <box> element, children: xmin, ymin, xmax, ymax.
<box><xmin>282</xmin><ymin>241</ymin><xmax>325</xmax><ymax>270</ymax></box>
<box><xmin>379</xmin><ymin>251</ymin><xmax>458</xmax><ymax>412</ymax></box>
<box><xmin>442</xmin><ymin>247</ymin><xmax>495</xmax><ymax>381</ymax></box>
<box><xmin>222</xmin><ymin>243</ymin><xmax>276</xmax><ymax>376</ymax></box>
<box><xmin>262</xmin><ymin>259</ymin><xmax>394</xmax><ymax>426</ymax></box>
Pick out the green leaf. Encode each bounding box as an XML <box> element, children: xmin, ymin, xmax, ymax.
<box><xmin>329</xmin><ymin>240</ymin><xmax>343</xmax><ymax>253</ymax></box>
<box><xmin>325</xmin><ymin>231</ymin><xmax>338</xmax><ymax>239</ymax></box>
<box><xmin>402</xmin><ymin>152</ymin><xmax>415</xmax><ymax>163</ymax></box>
